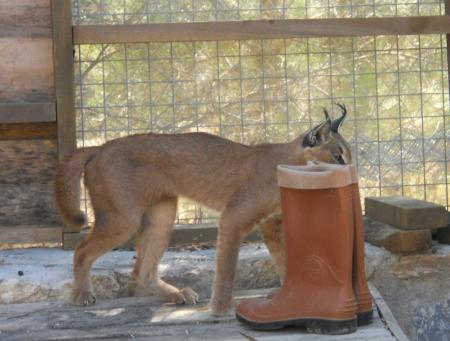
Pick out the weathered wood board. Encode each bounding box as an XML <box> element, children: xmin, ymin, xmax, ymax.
<box><xmin>0</xmin><ymin>0</ymin><xmax>51</xmax><ymax>39</ymax></box>
<box><xmin>0</xmin><ymin>225</ymin><xmax>62</xmax><ymax>249</ymax></box>
<box><xmin>0</xmin><ymin>37</ymin><xmax>54</xmax><ymax>102</ymax></box>
<box><xmin>0</xmin><ymin>122</ymin><xmax>57</xmax><ymax>140</ymax></box>
<box><xmin>0</xmin><ymin>288</ymin><xmax>403</xmax><ymax>341</ymax></box>
<box><xmin>63</xmin><ymin>224</ymin><xmax>262</xmax><ymax>250</ymax></box>
<box><xmin>0</xmin><ymin>102</ymin><xmax>56</xmax><ymax>124</ymax></box>
<box><xmin>0</xmin><ymin>0</ymin><xmax>59</xmax><ymax>244</ymax></box>
<box><xmin>0</xmin><ymin>140</ymin><xmax>60</xmax><ymax>226</ymax></box>
<box><xmin>0</xmin><ymin>0</ymin><xmax>53</xmax><ymax>100</ymax></box>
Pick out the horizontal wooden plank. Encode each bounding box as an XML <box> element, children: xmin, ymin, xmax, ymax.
<box><xmin>0</xmin><ymin>26</ymin><xmax>51</xmax><ymax>39</ymax></box>
<box><xmin>74</xmin><ymin>16</ymin><xmax>450</xmax><ymax>44</ymax></box>
<box><xmin>0</xmin><ymin>0</ymin><xmax>51</xmax><ymax>38</ymax></box>
<box><xmin>0</xmin><ymin>288</ymin><xmax>397</xmax><ymax>340</ymax></box>
<box><xmin>0</xmin><ymin>225</ymin><xmax>62</xmax><ymax>249</ymax></box>
<box><xmin>0</xmin><ymin>122</ymin><xmax>57</xmax><ymax>140</ymax></box>
<box><xmin>0</xmin><ymin>139</ymin><xmax>59</xmax><ymax>227</ymax></box>
<box><xmin>63</xmin><ymin>224</ymin><xmax>262</xmax><ymax>249</ymax></box>
<box><xmin>0</xmin><ymin>102</ymin><xmax>55</xmax><ymax>123</ymax></box>
<box><xmin>0</xmin><ymin>37</ymin><xmax>54</xmax><ymax>102</ymax></box>
<box><xmin>0</xmin><ymin>139</ymin><xmax>57</xmax><ymax>185</ymax></box>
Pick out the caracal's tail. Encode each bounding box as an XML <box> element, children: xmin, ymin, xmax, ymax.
<box><xmin>53</xmin><ymin>147</ymin><xmax>100</xmax><ymax>229</ymax></box>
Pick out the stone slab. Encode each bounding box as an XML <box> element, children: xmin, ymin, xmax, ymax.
<box><xmin>364</xmin><ymin>217</ymin><xmax>432</xmax><ymax>254</ymax></box>
<box><xmin>365</xmin><ymin>196</ymin><xmax>447</xmax><ymax>230</ymax></box>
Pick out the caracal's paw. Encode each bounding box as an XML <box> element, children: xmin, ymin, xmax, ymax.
<box><xmin>180</xmin><ymin>287</ymin><xmax>199</xmax><ymax>305</ymax></box>
<box><xmin>209</xmin><ymin>298</ymin><xmax>235</xmax><ymax>317</ymax></box>
<box><xmin>71</xmin><ymin>289</ymin><xmax>96</xmax><ymax>306</ymax></box>
<box><xmin>170</xmin><ymin>287</ymin><xmax>199</xmax><ymax>305</ymax></box>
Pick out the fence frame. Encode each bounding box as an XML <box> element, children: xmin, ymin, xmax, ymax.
<box><xmin>52</xmin><ymin>0</ymin><xmax>450</xmax><ymax>248</ymax></box>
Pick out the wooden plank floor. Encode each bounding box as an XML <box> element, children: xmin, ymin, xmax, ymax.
<box><xmin>0</xmin><ymin>288</ymin><xmax>405</xmax><ymax>341</ymax></box>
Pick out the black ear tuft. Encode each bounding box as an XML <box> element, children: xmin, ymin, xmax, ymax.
<box><xmin>322</xmin><ymin>107</ymin><xmax>332</xmax><ymax>123</ymax></box>
<box><xmin>331</xmin><ymin>103</ymin><xmax>347</xmax><ymax>133</ymax></box>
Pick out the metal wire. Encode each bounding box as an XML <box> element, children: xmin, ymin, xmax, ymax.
<box><xmin>72</xmin><ymin>1</ymin><xmax>444</xmax><ymax>23</ymax></box>
<box><xmin>73</xmin><ymin>1</ymin><xmax>450</xmax><ymax>224</ymax></box>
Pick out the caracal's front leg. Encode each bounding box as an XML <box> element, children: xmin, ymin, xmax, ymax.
<box><xmin>210</xmin><ymin>193</ymin><xmax>275</xmax><ymax>316</ymax></box>
<box><xmin>259</xmin><ymin>213</ymin><xmax>286</xmax><ymax>282</ymax></box>
<box><xmin>210</xmin><ymin>214</ymin><xmax>242</xmax><ymax>316</ymax></box>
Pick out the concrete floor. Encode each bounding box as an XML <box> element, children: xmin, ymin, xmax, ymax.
<box><xmin>1</xmin><ymin>243</ymin><xmax>449</xmax><ymax>340</ymax></box>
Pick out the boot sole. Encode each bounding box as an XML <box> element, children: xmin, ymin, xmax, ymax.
<box><xmin>236</xmin><ymin>313</ymin><xmax>357</xmax><ymax>335</ymax></box>
<box><xmin>357</xmin><ymin>310</ymin><xmax>373</xmax><ymax>326</ymax></box>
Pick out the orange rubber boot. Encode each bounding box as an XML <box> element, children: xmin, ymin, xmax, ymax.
<box><xmin>349</xmin><ymin>165</ymin><xmax>373</xmax><ymax>326</ymax></box>
<box><xmin>236</xmin><ymin>164</ymin><xmax>357</xmax><ymax>334</ymax></box>
<box><xmin>307</xmin><ymin>162</ymin><xmax>374</xmax><ymax>326</ymax></box>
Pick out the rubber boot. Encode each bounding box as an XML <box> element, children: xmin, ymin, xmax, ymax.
<box><xmin>236</xmin><ymin>164</ymin><xmax>357</xmax><ymax>335</ymax></box>
<box><xmin>348</xmin><ymin>164</ymin><xmax>373</xmax><ymax>326</ymax></box>
<box><xmin>307</xmin><ymin>162</ymin><xmax>374</xmax><ymax>326</ymax></box>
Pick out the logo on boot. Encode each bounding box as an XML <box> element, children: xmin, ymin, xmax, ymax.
<box><xmin>300</xmin><ymin>255</ymin><xmax>343</xmax><ymax>285</ymax></box>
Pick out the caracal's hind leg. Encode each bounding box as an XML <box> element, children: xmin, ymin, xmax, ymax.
<box><xmin>132</xmin><ymin>198</ymin><xmax>198</xmax><ymax>305</ymax></box>
<box><xmin>72</xmin><ymin>212</ymin><xmax>140</xmax><ymax>306</ymax></box>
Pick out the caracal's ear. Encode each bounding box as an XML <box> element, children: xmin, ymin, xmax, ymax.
<box><xmin>302</xmin><ymin>117</ymin><xmax>332</xmax><ymax>148</ymax></box>
<box><xmin>331</xmin><ymin>103</ymin><xmax>347</xmax><ymax>133</ymax></box>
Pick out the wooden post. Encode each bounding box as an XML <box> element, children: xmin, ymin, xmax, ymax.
<box><xmin>51</xmin><ymin>0</ymin><xmax>77</xmax><ymax>248</ymax></box>
<box><xmin>51</xmin><ymin>0</ymin><xmax>76</xmax><ymax>163</ymax></box>
<box><xmin>446</xmin><ymin>1</ymin><xmax>450</xmax><ymax>97</ymax></box>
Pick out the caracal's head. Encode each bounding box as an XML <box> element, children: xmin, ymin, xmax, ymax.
<box><xmin>301</xmin><ymin>103</ymin><xmax>352</xmax><ymax>165</ymax></box>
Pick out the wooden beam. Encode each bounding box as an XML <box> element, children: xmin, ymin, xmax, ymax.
<box><xmin>74</xmin><ymin>16</ymin><xmax>450</xmax><ymax>44</ymax></box>
<box><xmin>0</xmin><ymin>225</ymin><xmax>62</xmax><ymax>249</ymax></box>
<box><xmin>0</xmin><ymin>102</ymin><xmax>56</xmax><ymax>124</ymax></box>
<box><xmin>0</xmin><ymin>122</ymin><xmax>57</xmax><ymax>140</ymax></box>
<box><xmin>51</xmin><ymin>0</ymin><xmax>76</xmax><ymax>162</ymax></box>
<box><xmin>63</xmin><ymin>224</ymin><xmax>262</xmax><ymax>250</ymax></box>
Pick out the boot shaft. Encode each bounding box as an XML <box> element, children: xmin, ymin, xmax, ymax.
<box><xmin>277</xmin><ymin>164</ymin><xmax>356</xmax><ymax>318</ymax></box>
<box><xmin>306</xmin><ymin>162</ymin><xmax>373</xmax><ymax>321</ymax></box>
<box><xmin>236</xmin><ymin>164</ymin><xmax>358</xmax><ymax>333</ymax></box>
<box><xmin>280</xmin><ymin>186</ymin><xmax>354</xmax><ymax>285</ymax></box>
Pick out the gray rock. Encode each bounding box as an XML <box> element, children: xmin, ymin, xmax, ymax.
<box><xmin>413</xmin><ymin>299</ymin><xmax>450</xmax><ymax>341</ymax></box>
<box><xmin>371</xmin><ymin>243</ymin><xmax>450</xmax><ymax>341</ymax></box>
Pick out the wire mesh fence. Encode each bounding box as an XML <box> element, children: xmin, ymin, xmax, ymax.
<box><xmin>73</xmin><ymin>1</ymin><xmax>450</xmax><ymax>224</ymax></box>
<box><xmin>72</xmin><ymin>0</ymin><xmax>446</xmax><ymax>24</ymax></box>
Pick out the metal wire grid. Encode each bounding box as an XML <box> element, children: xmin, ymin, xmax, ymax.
<box><xmin>74</xmin><ymin>34</ymin><xmax>449</xmax><ymax>224</ymax></box>
<box><xmin>72</xmin><ymin>0</ymin><xmax>445</xmax><ymax>25</ymax></box>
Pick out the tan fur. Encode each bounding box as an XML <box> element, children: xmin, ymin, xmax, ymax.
<box><xmin>54</xmin><ymin>118</ymin><xmax>350</xmax><ymax>316</ymax></box>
